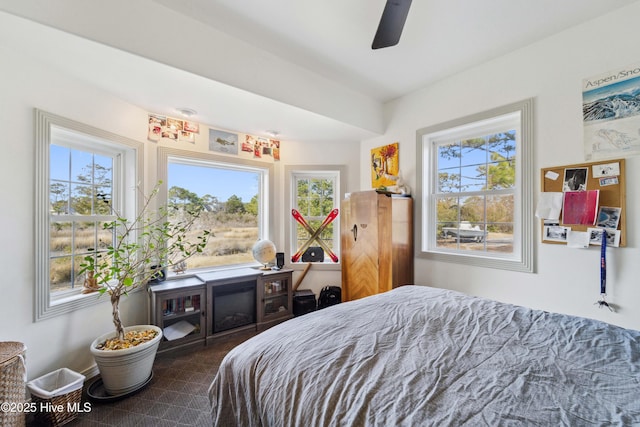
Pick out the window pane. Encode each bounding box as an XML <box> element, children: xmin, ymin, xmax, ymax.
<box><xmin>50</xmin><ymin>255</ymin><xmax>73</xmax><ymax>293</ymax></box>
<box><xmin>95</xmin><ymin>186</ymin><xmax>112</xmax><ymax>215</ymax></box>
<box><xmin>71</xmin><ymin>149</ymin><xmax>93</xmax><ymax>183</ymax></box>
<box><xmin>436</xmin><ymin>196</ymin><xmax>459</xmax><ymax>223</ymax></box>
<box><xmin>460</xmin><ymin>165</ymin><xmax>486</xmax><ymax>192</ymax></box>
<box><xmin>459</xmin><ymin>196</ymin><xmax>484</xmax><ymax>223</ymax></box>
<box><xmin>486</xmin><ymin>223</ymin><xmax>514</xmax><ymax>253</ymax></box>
<box><xmin>488</xmin><ymin>130</ymin><xmax>516</xmax><ymax>159</ymax></box>
<box><xmin>460</xmin><ymin>138</ymin><xmax>486</xmax><ymax>167</ymax></box>
<box><xmin>50</xmin><ymin>145</ymin><xmax>70</xmax><ymax>181</ymax></box>
<box><xmin>487</xmin><ymin>194</ymin><xmax>514</xmax><ymax>224</ymax></box>
<box><xmin>437</xmin><ymin>143</ymin><xmax>460</xmax><ymax>169</ymax></box>
<box><xmin>437</xmin><ymin>169</ymin><xmax>460</xmax><ymax>193</ymax></box>
<box><xmin>168</xmin><ymin>162</ymin><xmax>262</xmax><ymax>269</ymax></box>
<box><xmin>487</xmin><ymin>194</ymin><xmax>514</xmax><ymax>254</ymax></box>
<box><xmin>487</xmin><ymin>160</ymin><xmax>515</xmax><ymax>190</ymax></box>
<box><xmin>50</xmin><ymin>221</ymin><xmax>71</xmax><ymax>255</ymax></box>
<box><xmin>71</xmin><ymin>183</ymin><xmax>93</xmax><ymax>214</ymax></box>
<box><xmin>94</xmin><ymin>154</ymin><xmax>113</xmax><ymax>185</ymax></box>
<box><xmin>50</xmin><ymin>182</ymin><xmax>70</xmax><ymax>214</ymax></box>
<box><xmin>74</xmin><ymin>221</ymin><xmax>96</xmax><ymax>253</ymax></box>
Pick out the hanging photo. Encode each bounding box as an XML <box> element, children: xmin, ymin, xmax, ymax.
<box><xmin>183</xmin><ymin>120</ymin><xmax>200</xmax><ymax>134</ymax></box>
<box><xmin>148</xmin><ymin>114</ymin><xmax>166</xmax><ymax>142</ymax></box>
<box><xmin>209</xmin><ymin>129</ymin><xmax>239</xmax><ymax>154</ymax></box>
<box><xmin>179</xmin><ymin>130</ymin><xmax>195</xmax><ymax>143</ymax></box>
<box><xmin>270</xmin><ymin>140</ymin><xmax>280</xmax><ymax>160</ymax></box>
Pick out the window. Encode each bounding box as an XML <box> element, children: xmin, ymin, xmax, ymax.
<box><xmin>286</xmin><ymin>166</ymin><xmax>345</xmax><ymax>267</ymax></box>
<box><xmin>158</xmin><ymin>147</ymin><xmax>273</xmax><ymax>270</ymax></box>
<box><xmin>417</xmin><ymin>99</ymin><xmax>534</xmax><ymax>272</ymax></box>
<box><xmin>35</xmin><ymin>109</ymin><xmax>142</xmax><ymax>320</ymax></box>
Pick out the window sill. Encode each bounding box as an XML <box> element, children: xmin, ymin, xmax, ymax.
<box><xmin>288</xmin><ymin>262</ymin><xmax>341</xmax><ymax>272</ymax></box>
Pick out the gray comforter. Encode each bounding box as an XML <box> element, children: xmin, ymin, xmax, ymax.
<box><xmin>208</xmin><ymin>285</ymin><xmax>640</xmax><ymax>426</ymax></box>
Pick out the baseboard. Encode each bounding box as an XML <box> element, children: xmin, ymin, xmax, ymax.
<box><xmin>80</xmin><ymin>364</ymin><xmax>100</xmax><ymax>381</ymax></box>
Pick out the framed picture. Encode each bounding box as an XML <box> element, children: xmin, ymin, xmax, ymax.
<box><xmin>209</xmin><ymin>129</ymin><xmax>238</xmax><ymax>154</ymax></box>
<box><xmin>371</xmin><ymin>142</ymin><xmax>399</xmax><ymax>189</ymax></box>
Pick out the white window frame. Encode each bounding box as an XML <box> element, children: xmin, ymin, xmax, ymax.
<box><xmin>285</xmin><ymin>165</ymin><xmax>345</xmax><ymax>271</ymax></box>
<box><xmin>416</xmin><ymin>99</ymin><xmax>534</xmax><ymax>272</ymax></box>
<box><xmin>35</xmin><ymin>109</ymin><xmax>142</xmax><ymax>321</ymax></box>
<box><xmin>157</xmin><ymin>147</ymin><xmax>274</xmax><ymax>271</ymax></box>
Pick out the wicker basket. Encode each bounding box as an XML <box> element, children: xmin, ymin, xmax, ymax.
<box><xmin>30</xmin><ymin>388</ymin><xmax>83</xmax><ymax>426</ymax></box>
<box><xmin>27</xmin><ymin>368</ymin><xmax>85</xmax><ymax>427</ymax></box>
<box><xmin>0</xmin><ymin>341</ymin><xmax>27</xmax><ymax>427</ymax></box>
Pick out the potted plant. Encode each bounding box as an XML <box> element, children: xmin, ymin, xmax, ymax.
<box><xmin>80</xmin><ymin>181</ymin><xmax>210</xmax><ymax>396</ymax></box>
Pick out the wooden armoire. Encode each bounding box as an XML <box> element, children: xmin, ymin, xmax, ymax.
<box><xmin>340</xmin><ymin>191</ymin><xmax>413</xmax><ymax>301</ymax></box>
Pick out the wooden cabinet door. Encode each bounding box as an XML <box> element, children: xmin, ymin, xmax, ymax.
<box><xmin>342</xmin><ymin>192</ymin><xmax>389</xmax><ymax>301</ymax></box>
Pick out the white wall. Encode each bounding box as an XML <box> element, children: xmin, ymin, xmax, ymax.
<box><xmin>0</xmin><ymin>44</ymin><xmax>150</xmax><ymax>379</ymax></box>
<box><xmin>0</xmin><ymin>42</ymin><xmax>355</xmax><ymax>379</ymax></box>
<box><xmin>361</xmin><ymin>2</ymin><xmax>640</xmax><ymax>330</ymax></box>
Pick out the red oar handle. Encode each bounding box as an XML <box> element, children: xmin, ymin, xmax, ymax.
<box><xmin>291</xmin><ymin>209</ymin><xmax>312</xmax><ymax>229</ymax></box>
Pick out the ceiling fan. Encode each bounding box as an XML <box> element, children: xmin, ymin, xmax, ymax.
<box><xmin>372</xmin><ymin>0</ymin><xmax>412</xmax><ymax>49</ymax></box>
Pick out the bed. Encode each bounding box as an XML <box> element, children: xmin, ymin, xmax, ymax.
<box><xmin>208</xmin><ymin>285</ymin><xmax>640</xmax><ymax>426</ymax></box>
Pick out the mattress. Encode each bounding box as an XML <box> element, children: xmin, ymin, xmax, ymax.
<box><xmin>208</xmin><ymin>285</ymin><xmax>640</xmax><ymax>426</ymax></box>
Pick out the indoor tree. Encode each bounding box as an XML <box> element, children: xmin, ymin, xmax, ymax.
<box><xmin>80</xmin><ymin>181</ymin><xmax>210</xmax><ymax>348</ymax></box>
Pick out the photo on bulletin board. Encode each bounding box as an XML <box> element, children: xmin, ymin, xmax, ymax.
<box><xmin>587</xmin><ymin>227</ymin><xmax>621</xmax><ymax>247</ymax></box>
<box><xmin>562</xmin><ymin>167</ymin><xmax>588</xmax><ymax>191</ymax></box>
<box><xmin>544</xmin><ymin>225</ymin><xmax>570</xmax><ymax>243</ymax></box>
<box><xmin>541</xmin><ymin>158</ymin><xmax>626</xmax><ymax>247</ymax></box>
<box><xmin>596</xmin><ymin>206</ymin><xmax>621</xmax><ymax>229</ymax></box>
<box><xmin>562</xmin><ymin>190</ymin><xmax>599</xmax><ymax>225</ymax></box>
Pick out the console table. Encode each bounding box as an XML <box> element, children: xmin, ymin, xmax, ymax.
<box><xmin>148</xmin><ymin>268</ymin><xmax>293</xmax><ymax>353</ymax></box>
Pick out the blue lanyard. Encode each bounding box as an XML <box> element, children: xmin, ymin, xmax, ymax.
<box><xmin>600</xmin><ymin>230</ymin><xmax>606</xmax><ymax>295</ymax></box>
<box><xmin>596</xmin><ymin>230</ymin><xmax>613</xmax><ymax>311</ymax></box>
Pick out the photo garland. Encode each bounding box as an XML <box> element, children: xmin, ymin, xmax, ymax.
<box><xmin>147</xmin><ymin>113</ymin><xmax>281</xmax><ymax>161</ymax></box>
<box><xmin>148</xmin><ymin>114</ymin><xmax>199</xmax><ymax>143</ymax></box>
<box><xmin>243</xmin><ymin>135</ymin><xmax>280</xmax><ymax>160</ymax></box>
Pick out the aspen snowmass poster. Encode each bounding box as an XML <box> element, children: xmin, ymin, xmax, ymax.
<box><xmin>583</xmin><ymin>63</ymin><xmax>640</xmax><ymax>160</ymax></box>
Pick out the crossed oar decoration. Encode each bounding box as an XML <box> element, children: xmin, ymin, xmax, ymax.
<box><xmin>291</xmin><ymin>208</ymin><xmax>339</xmax><ymax>263</ymax></box>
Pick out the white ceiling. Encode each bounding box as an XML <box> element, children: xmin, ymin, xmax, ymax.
<box><xmin>155</xmin><ymin>0</ymin><xmax>638</xmax><ymax>103</ymax></box>
<box><xmin>1</xmin><ymin>0</ymin><xmax>638</xmax><ymax>143</ymax></box>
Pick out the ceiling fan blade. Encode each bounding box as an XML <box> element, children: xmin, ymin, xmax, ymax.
<box><xmin>372</xmin><ymin>0</ymin><xmax>412</xmax><ymax>50</ymax></box>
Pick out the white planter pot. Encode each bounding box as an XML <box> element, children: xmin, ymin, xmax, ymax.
<box><xmin>90</xmin><ymin>325</ymin><xmax>162</xmax><ymax>396</ymax></box>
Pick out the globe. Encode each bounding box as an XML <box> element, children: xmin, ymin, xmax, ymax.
<box><xmin>252</xmin><ymin>239</ymin><xmax>276</xmax><ymax>269</ymax></box>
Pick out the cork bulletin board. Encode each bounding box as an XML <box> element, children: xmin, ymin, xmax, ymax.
<box><xmin>540</xmin><ymin>158</ymin><xmax>626</xmax><ymax>246</ymax></box>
